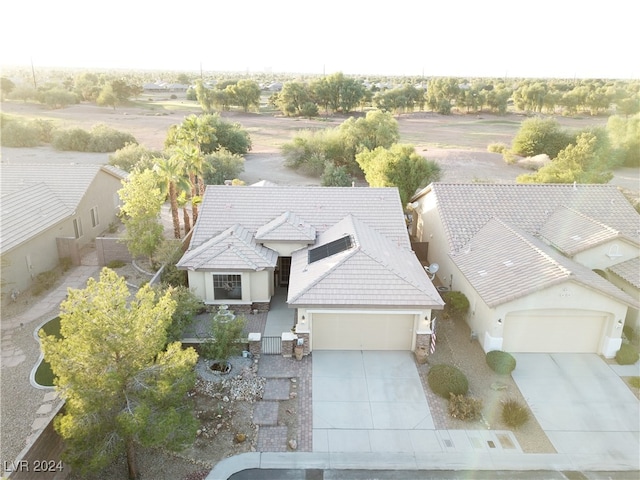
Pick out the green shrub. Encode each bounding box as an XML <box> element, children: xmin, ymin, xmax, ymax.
<box><xmin>448</xmin><ymin>393</ymin><xmax>483</xmax><ymax>421</ymax></box>
<box><xmin>427</xmin><ymin>364</ymin><xmax>469</xmax><ymax>398</ymax></box>
<box><xmin>106</xmin><ymin>260</ymin><xmax>126</xmax><ymax>269</ymax></box>
<box><xmin>200</xmin><ymin>305</ymin><xmax>247</xmax><ymax>361</ymax></box>
<box><xmin>59</xmin><ymin>257</ymin><xmax>73</xmax><ymax>272</ymax></box>
<box><xmin>52</xmin><ymin>127</ymin><xmax>91</xmax><ymax>151</ymax></box>
<box><xmin>501</xmin><ymin>398</ymin><xmax>530</xmax><ymax>428</ymax></box>
<box><xmin>109</xmin><ymin>143</ymin><xmax>159</xmax><ymax>172</ymax></box>
<box><xmin>441</xmin><ymin>291</ymin><xmax>470</xmax><ymax>319</ymax></box>
<box><xmin>487</xmin><ymin>142</ymin><xmax>508</xmax><ymax>154</ymax></box>
<box><xmin>623</xmin><ymin>324</ymin><xmax>635</xmax><ymax>343</ymax></box>
<box><xmin>486</xmin><ymin>350</ymin><xmax>517</xmax><ymax>375</ymax></box>
<box><xmin>616</xmin><ymin>343</ymin><xmax>639</xmax><ymax>365</ymax></box>
<box><xmin>629</xmin><ymin>377</ymin><xmax>640</xmax><ymax>389</ymax></box>
<box><xmin>1</xmin><ymin>120</ymin><xmax>41</xmax><ymax>147</ymax></box>
<box><xmin>502</xmin><ymin>151</ymin><xmax>517</xmax><ymax>164</ymax></box>
<box><xmin>165</xmin><ymin>286</ymin><xmax>203</xmax><ymax>342</ymax></box>
<box><xmin>88</xmin><ymin>124</ymin><xmax>137</xmax><ymax>152</ymax></box>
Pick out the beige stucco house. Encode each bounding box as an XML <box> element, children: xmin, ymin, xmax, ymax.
<box><xmin>409</xmin><ymin>183</ymin><xmax>640</xmax><ymax>358</ymax></box>
<box><xmin>1</xmin><ymin>163</ymin><xmax>126</xmax><ymax>300</ymax></box>
<box><xmin>177</xmin><ymin>184</ymin><xmax>444</xmax><ymax>352</ymax></box>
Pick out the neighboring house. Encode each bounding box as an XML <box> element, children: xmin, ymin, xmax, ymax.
<box><xmin>1</xmin><ymin>163</ymin><xmax>127</xmax><ymax>299</ymax></box>
<box><xmin>409</xmin><ymin>183</ymin><xmax>640</xmax><ymax>358</ymax></box>
<box><xmin>177</xmin><ymin>184</ymin><xmax>444</xmax><ymax>352</ymax></box>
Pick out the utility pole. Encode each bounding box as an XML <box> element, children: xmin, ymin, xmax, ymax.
<box><xmin>30</xmin><ymin>57</ymin><xmax>37</xmax><ymax>89</ymax></box>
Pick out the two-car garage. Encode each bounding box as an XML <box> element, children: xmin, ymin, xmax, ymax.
<box><xmin>310</xmin><ymin>312</ymin><xmax>417</xmax><ymax>351</ymax></box>
<box><xmin>503</xmin><ymin>309</ymin><xmax>608</xmax><ymax>353</ymax></box>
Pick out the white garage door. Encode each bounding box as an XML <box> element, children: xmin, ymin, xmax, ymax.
<box><xmin>503</xmin><ymin>310</ymin><xmax>607</xmax><ymax>353</ymax></box>
<box><xmin>312</xmin><ymin>312</ymin><xmax>414</xmax><ymax>350</ymax></box>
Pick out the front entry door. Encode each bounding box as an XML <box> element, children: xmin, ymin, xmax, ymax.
<box><xmin>278</xmin><ymin>257</ymin><xmax>291</xmax><ymax>287</ymax></box>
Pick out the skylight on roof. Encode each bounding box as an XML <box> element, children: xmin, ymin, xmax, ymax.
<box><xmin>308</xmin><ymin>235</ymin><xmax>353</xmax><ymax>263</ymax></box>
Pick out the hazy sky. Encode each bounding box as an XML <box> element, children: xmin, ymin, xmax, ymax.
<box><xmin>1</xmin><ymin>0</ymin><xmax>637</xmax><ymax>79</ymax></box>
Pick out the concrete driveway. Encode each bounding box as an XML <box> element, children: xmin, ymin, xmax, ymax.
<box><xmin>512</xmin><ymin>353</ymin><xmax>640</xmax><ymax>464</ymax></box>
<box><xmin>312</xmin><ymin>351</ymin><xmax>435</xmax><ymax>453</ymax></box>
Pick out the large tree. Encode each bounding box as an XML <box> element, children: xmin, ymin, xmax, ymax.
<box><xmin>118</xmin><ymin>169</ymin><xmax>165</xmax><ymax>262</ymax></box>
<box><xmin>226</xmin><ymin>79</ymin><xmax>261</xmax><ymax>112</ymax></box>
<box><xmin>356</xmin><ymin>143</ymin><xmax>442</xmax><ymax>205</ymax></box>
<box><xmin>153</xmin><ymin>155</ymin><xmax>190</xmax><ymax>239</ymax></box>
<box><xmin>41</xmin><ymin>268</ymin><xmax>198</xmax><ymax>479</ymax></box>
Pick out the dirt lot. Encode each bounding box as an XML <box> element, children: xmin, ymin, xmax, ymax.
<box><xmin>3</xmin><ymin>99</ymin><xmax>636</xmax><ymax>196</ymax></box>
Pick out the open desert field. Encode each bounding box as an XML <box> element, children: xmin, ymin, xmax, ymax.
<box><xmin>1</xmin><ymin>99</ymin><xmax>637</xmax><ymax>197</ymax></box>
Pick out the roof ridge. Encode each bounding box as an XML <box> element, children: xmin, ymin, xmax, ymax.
<box><xmin>492</xmin><ymin>218</ymin><xmax>573</xmax><ymax>278</ymax></box>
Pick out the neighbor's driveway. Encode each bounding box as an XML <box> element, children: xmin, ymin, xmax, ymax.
<box><xmin>512</xmin><ymin>353</ymin><xmax>640</xmax><ymax>466</ymax></box>
<box><xmin>312</xmin><ymin>351</ymin><xmax>435</xmax><ymax>453</ymax></box>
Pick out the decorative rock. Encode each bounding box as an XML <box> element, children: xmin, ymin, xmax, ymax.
<box><xmin>288</xmin><ymin>439</ymin><xmax>297</xmax><ymax>450</ymax></box>
<box><xmin>491</xmin><ymin>381</ymin><xmax>508</xmax><ymax>391</ymax></box>
<box><xmin>290</xmin><ymin>378</ymin><xmax>297</xmax><ymax>383</ymax></box>
<box><xmin>289</xmin><ymin>392</ymin><xmax>297</xmax><ymax>399</ymax></box>
<box><xmin>235</xmin><ymin>433</ymin><xmax>247</xmax><ymax>443</ymax></box>
<box><xmin>223</xmin><ymin>396</ymin><xmax>230</xmax><ymax>402</ymax></box>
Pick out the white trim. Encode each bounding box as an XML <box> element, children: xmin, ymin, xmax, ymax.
<box><xmin>305</xmin><ymin>308</ymin><xmax>426</xmax><ymax>315</ymax></box>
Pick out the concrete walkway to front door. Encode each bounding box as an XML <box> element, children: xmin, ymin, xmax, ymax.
<box><xmin>264</xmin><ymin>287</ymin><xmax>294</xmax><ymax>337</ymax></box>
<box><xmin>313</xmin><ymin>351</ymin><xmax>436</xmax><ymax>453</ymax></box>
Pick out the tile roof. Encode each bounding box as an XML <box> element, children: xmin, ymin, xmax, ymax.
<box><xmin>539</xmin><ymin>206</ymin><xmax>622</xmax><ymax>256</ymax></box>
<box><xmin>413</xmin><ymin>183</ymin><xmax>640</xmax><ymax>254</ymax></box>
<box><xmin>189</xmin><ymin>185</ymin><xmax>410</xmax><ymax>250</ymax></box>
<box><xmin>608</xmin><ymin>257</ymin><xmax>640</xmax><ymax>289</ymax></box>
<box><xmin>177</xmin><ymin>224</ymin><xmax>278</xmax><ymax>271</ymax></box>
<box><xmin>0</xmin><ymin>164</ymin><xmax>127</xmax><ymax>253</ymax></box>
<box><xmin>452</xmin><ymin>218</ymin><xmax>639</xmax><ymax>308</ymax></box>
<box><xmin>255</xmin><ymin>211</ymin><xmax>316</xmax><ymax>243</ymax></box>
<box><xmin>287</xmin><ymin>215</ymin><xmax>444</xmax><ymax>308</ymax></box>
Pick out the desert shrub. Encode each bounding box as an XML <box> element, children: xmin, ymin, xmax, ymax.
<box><xmin>511</xmin><ymin>117</ymin><xmax>574</xmax><ymax>159</ymax></box>
<box><xmin>616</xmin><ymin>343</ymin><xmax>639</xmax><ymax>365</ymax></box>
<box><xmin>52</xmin><ymin>127</ymin><xmax>91</xmax><ymax>151</ymax></box>
<box><xmin>32</xmin><ymin>270</ymin><xmax>59</xmax><ymax>296</ymax></box>
<box><xmin>448</xmin><ymin>393</ymin><xmax>483</xmax><ymax>421</ymax></box>
<box><xmin>502</xmin><ymin>150</ymin><xmax>517</xmax><ymax>164</ymax></box>
<box><xmin>442</xmin><ymin>291</ymin><xmax>470</xmax><ymax>319</ymax></box>
<box><xmin>322</xmin><ymin>162</ymin><xmax>353</xmax><ymax>186</ymax></box>
<box><xmin>629</xmin><ymin>377</ymin><xmax>640</xmax><ymax>389</ymax></box>
<box><xmin>1</xmin><ymin>120</ymin><xmax>41</xmax><ymax>147</ymax></box>
<box><xmin>203</xmin><ymin>149</ymin><xmax>245</xmax><ymax>185</ymax></box>
<box><xmin>170</xmin><ymin>94</ymin><xmax>177</xmax><ymax>100</ymax></box>
<box><xmin>59</xmin><ymin>257</ymin><xmax>73</xmax><ymax>272</ymax></box>
<box><xmin>87</xmin><ymin>124</ymin><xmax>137</xmax><ymax>152</ymax></box>
<box><xmin>487</xmin><ymin>142</ymin><xmax>508</xmax><ymax>154</ymax></box>
<box><xmin>501</xmin><ymin>398</ymin><xmax>530</xmax><ymax>428</ymax></box>
<box><xmin>31</xmin><ymin>118</ymin><xmax>56</xmax><ymax>143</ymax></box>
<box><xmin>623</xmin><ymin>324</ymin><xmax>635</xmax><ymax>343</ymax></box>
<box><xmin>109</xmin><ymin>143</ymin><xmax>160</xmax><ymax>172</ymax></box>
<box><xmin>300</xmin><ymin>101</ymin><xmax>319</xmax><ymax>117</ymax></box>
<box><xmin>427</xmin><ymin>364</ymin><xmax>469</xmax><ymax>398</ymax></box>
<box><xmin>200</xmin><ymin>305</ymin><xmax>247</xmax><ymax>361</ymax></box>
<box><xmin>106</xmin><ymin>260</ymin><xmax>126</xmax><ymax>269</ymax></box>
<box><xmin>165</xmin><ymin>285</ymin><xmax>203</xmax><ymax>343</ymax></box>
<box><xmin>486</xmin><ymin>350</ymin><xmax>517</xmax><ymax>375</ymax></box>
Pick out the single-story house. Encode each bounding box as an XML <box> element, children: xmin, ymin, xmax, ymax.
<box><xmin>408</xmin><ymin>183</ymin><xmax>640</xmax><ymax>358</ymax></box>
<box><xmin>177</xmin><ymin>184</ymin><xmax>444</xmax><ymax>352</ymax></box>
<box><xmin>1</xmin><ymin>163</ymin><xmax>127</xmax><ymax>300</ymax></box>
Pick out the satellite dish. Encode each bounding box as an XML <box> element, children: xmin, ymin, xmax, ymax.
<box><xmin>425</xmin><ymin>263</ymin><xmax>439</xmax><ymax>280</ymax></box>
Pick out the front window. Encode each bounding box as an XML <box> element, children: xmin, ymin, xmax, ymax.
<box><xmin>213</xmin><ymin>274</ymin><xmax>242</xmax><ymax>300</ymax></box>
<box><xmin>73</xmin><ymin>218</ymin><xmax>83</xmax><ymax>239</ymax></box>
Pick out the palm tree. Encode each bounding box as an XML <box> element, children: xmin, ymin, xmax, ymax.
<box><xmin>153</xmin><ymin>155</ymin><xmax>189</xmax><ymax>239</ymax></box>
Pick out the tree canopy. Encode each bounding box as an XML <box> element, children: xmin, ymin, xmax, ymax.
<box><xmin>41</xmin><ymin>268</ymin><xmax>198</xmax><ymax>479</ymax></box>
<box><xmin>356</xmin><ymin>143</ymin><xmax>442</xmax><ymax>205</ymax></box>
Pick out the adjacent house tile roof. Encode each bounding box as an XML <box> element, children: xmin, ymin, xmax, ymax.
<box><xmin>452</xmin><ymin>218</ymin><xmax>639</xmax><ymax>309</ymax></box>
<box><xmin>608</xmin><ymin>257</ymin><xmax>640</xmax><ymax>289</ymax></box>
<box><xmin>177</xmin><ymin>224</ymin><xmax>278</xmax><ymax>271</ymax></box>
<box><xmin>412</xmin><ymin>183</ymin><xmax>640</xmax><ymax>254</ymax></box>
<box><xmin>255</xmin><ymin>211</ymin><xmax>316</xmax><ymax>243</ymax></box>
<box><xmin>539</xmin><ymin>206</ymin><xmax>622</xmax><ymax>256</ymax></box>
<box><xmin>189</xmin><ymin>186</ymin><xmax>410</xmax><ymax>250</ymax></box>
<box><xmin>288</xmin><ymin>215</ymin><xmax>444</xmax><ymax>308</ymax></box>
<box><xmin>0</xmin><ymin>164</ymin><xmax>127</xmax><ymax>253</ymax></box>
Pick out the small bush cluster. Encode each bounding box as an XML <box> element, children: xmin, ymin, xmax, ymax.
<box><xmin>427</xmin><ymin>364</ymin><xmax>469</xmax><ymax>398</ymax></box>
<box><xmin>52</xmin><ymin>124</ymin><xmax>137</xmax><ymax>152</ymax></box>
<box><xmin>616</xmin><ymin>343</ymin><xmax>639</xmax><ymax>365</ymax></box>
<box><xmin>0</xmin><ymin>115</ymin><xmax>56</xmax><ymax>147</ymax></box>
<box><xmin>106</xmin><ymin>260</ymin><xmax>126</xmax><ymax>269</ymax></box>
<box><xmin>501</xmin><ymin>398</ymin><xmax>530</xmax><ymax>428</ymax></box>
<box><xmin>32</xmin><ymin>270</ymin><xmax>60</xmax><ymax>296</ymax></box>
<box><xmin>448</xmin><ymin>393</ymin><xmax>483</xmax><ymax>421</ymax></box>
<box><xmin>629</xmin><ymin>377</ymin><xmax>640</xmax><ymax>389</ymax></box>
<box><xmin>486</xmin><ymin>350</ymin><xmax>517</xmax><ymax>375</ymax></box>
<box><xmin>487</xmin><ymin>142</ymin><xmax>508</xmax><ymax>154</ymax></box>
<box><xmin>441</xmin><ymin>291</ymin><xmax>470</xmax><ymax>319</ymax></box>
